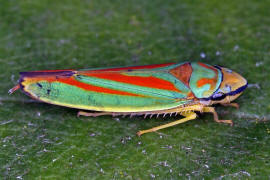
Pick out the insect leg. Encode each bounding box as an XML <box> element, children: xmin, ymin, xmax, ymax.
<box><xmin>202</xmin><ymin>107</ymin><xmax>233</xmax><ymax>125</ymax></box>
<box><xmin>77</xmin><ymin>111</ymin><xmax>113</xmax><ymax>117</ymax></box>
<box><xmin>221</xmin><ymin>103</ymin><xmax>239</xmax><ymax>109</ymax></box>
<box><xmin>137</xmin><ymin>112</ymin><xmax>197</xmax><ymax>136</ymax></box>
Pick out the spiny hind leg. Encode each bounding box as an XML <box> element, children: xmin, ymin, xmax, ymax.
<box><xmin>77</xmin><ymin>111</ymin><xmax>113</xmax><ymax>117</ymax></box>
<box><xmin>202</xmin><ymin>107</ymin><xmax>233</xmax><ymax>125</ymax></box>
<box><xmin>137</xmin><ymin>111</ymin><xmax>197</xmax><ymax>136</ymax></box>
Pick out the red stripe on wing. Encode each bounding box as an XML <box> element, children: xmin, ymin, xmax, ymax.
<box><xmin>23</xmin><ymin>76</ymin><xmax>142</xmax><ymax>97</ymax></box>
<box><xmin>58</xmin><ymin>77</ymin><xmax>142</xmax><ymax>97</ymax></box>
<box><xmin>80</xmin><ymin>72</ymin><xmax>183</xmax><ymax>93</ymax></box>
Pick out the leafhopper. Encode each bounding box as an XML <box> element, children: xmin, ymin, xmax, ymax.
<box><xmin>9</xmin><ymin>62</ymin><xmax>247</xmax><ymax>135</ymax></box>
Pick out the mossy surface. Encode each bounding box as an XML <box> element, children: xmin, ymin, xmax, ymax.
<box><xmin>0</xmin><ymin>0</ymin><xmax>269</xmax><ymax>179</ymax></box>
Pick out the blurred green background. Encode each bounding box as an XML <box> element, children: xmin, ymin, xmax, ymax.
<box><xmin>1</xmin><ymin>0</ymin><xmax>270</xmax><ymax>179</ymax></box>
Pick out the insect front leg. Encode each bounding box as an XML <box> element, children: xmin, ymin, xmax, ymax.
<box><xmin>202</xmin><ymin>107</ymin><xmax>233</xmax><ymax>125</ymax></box>
<box><xmin>221</xmin><ymin>103</ymin><xmax>239</xmax><ymax>109</ymax></box>
<box><xmin>137</xmin><ymin>111</ymin><xmax>197</xmax><ymax>136</ymax></box>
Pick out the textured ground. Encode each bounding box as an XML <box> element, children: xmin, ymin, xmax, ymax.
<box><xmin>0</xmin><ymin>0</ymin><xmax>270</xmax><ymax>179</ymax></box>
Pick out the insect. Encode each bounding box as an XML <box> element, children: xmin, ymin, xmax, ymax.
<box><xmin>9</xmin><ymin>62</ymin><xmax>247</xmax><ymax>136</ymax></box>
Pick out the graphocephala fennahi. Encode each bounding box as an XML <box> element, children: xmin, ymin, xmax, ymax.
<box><xmin>9</xmin><ymin>62</ymin><xmax>248</xmax><ymax>136</ymax></box>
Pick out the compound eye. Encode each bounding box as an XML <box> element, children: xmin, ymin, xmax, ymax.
<box><xmin>212</xmin><ymin>92</ymin><xmax>224</xmax><ymax>99</ymax></box>
<box><xmin>224</xmin><ymin>84</ymin><xmax>232</xmax><ymax>93</ymax></box>
<box><xmin>211</xmin><ymin>90</ymin><xmax>226</xmax><ymax>101</ymax></box>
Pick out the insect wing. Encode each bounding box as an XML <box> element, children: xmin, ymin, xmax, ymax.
<box><xmin>73</xmin><ymin>63</ymin><xmax>193</xmax><ymax>112</ymax></box>
<box><xmin>18</xmin><ymin>63</ymin><xmax>195</xmax><ymax>112</ymax></box>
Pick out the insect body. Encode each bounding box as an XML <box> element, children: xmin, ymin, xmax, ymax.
<box><xmin>9</xmin><ymin>62</ymin><xmax>248</xmax><ymax>135</ymax></box>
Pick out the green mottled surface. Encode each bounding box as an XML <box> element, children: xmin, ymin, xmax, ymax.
<box><xmin>0</xmin><ymin>0</ymin><xmax>270</xmax><ymax>179</ymax></box>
